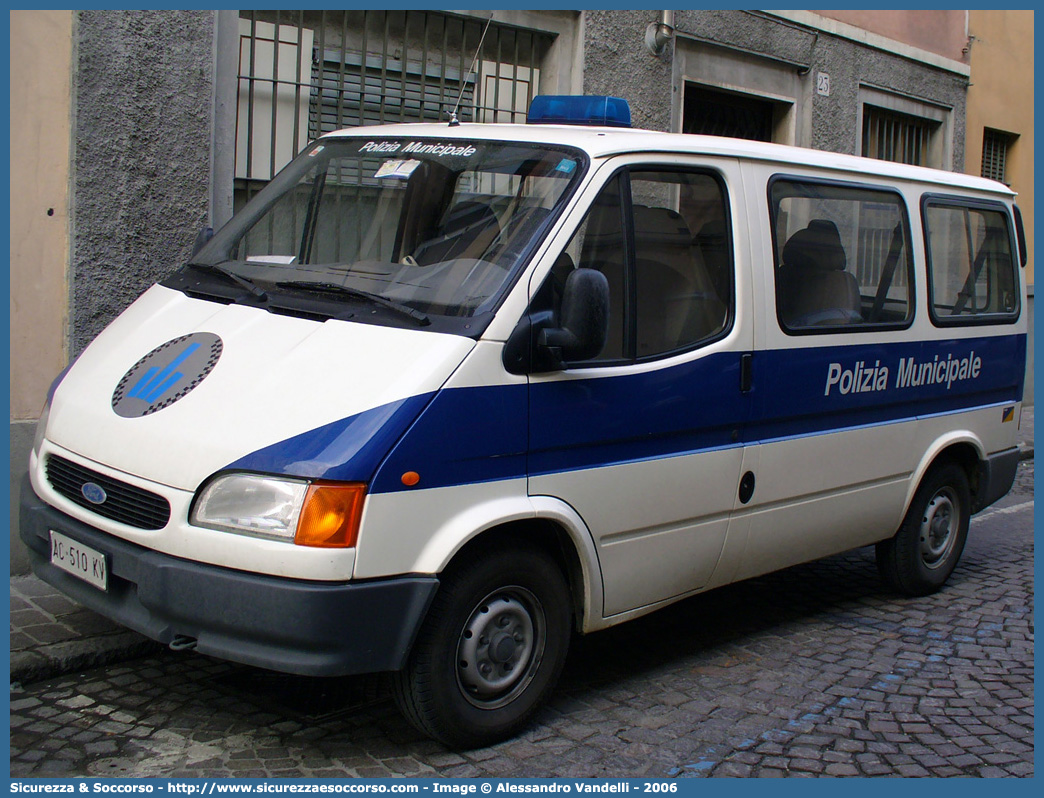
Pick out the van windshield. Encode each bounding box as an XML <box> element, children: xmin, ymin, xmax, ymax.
<box><xmin>185</xmin><ymin>137</ymin><xmax>585</xmax><ymax>330</ymax></box>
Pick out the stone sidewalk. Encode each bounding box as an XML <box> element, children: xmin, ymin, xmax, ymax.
<box><xmin>9</xmin><ymin>406</ymin><xmax>1035</xmax><ymax>687</ymax></box>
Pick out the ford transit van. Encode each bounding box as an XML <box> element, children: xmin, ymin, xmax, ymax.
<box><xmin>21</xmin><ymin>96</ymin><xmax>1027</xmax><ymax>747</ymax></box>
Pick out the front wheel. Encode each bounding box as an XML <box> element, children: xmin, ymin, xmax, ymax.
<box><xmin>393</xmin><ymin>544</ymin><xmax>572</xmax><ymax>748</ymax></box>
<box><xmin>876</xmin><ymin>461</ymin><xmax>971</xmax><ymax>596</ymax></box>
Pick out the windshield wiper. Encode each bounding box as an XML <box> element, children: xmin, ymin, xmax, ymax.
<box><xmin>187</xmin><ymin>262</ymin><xmax>268</xmax><ymax>300</ymax></box>
<box><xmin>276</xmin><ymin>280</ymin><xmax>430</xmax><ymax>326</ymax></box>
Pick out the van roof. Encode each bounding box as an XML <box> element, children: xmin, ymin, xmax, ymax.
<box><xmin>324</xmin><ymin>122</ymin><xmax>1015</xmax><ymax>198</ymax></box>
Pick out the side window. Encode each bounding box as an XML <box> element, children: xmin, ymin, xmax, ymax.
<box><xmin>553</xmin><ymin>167</ymin><xmax>732</xmax><ymax>364</ymax></box>
<box><xmin>630</xmin><ymin>171</ymin><xmax>731</xmax><ymax>359</ymax></box>
<box><xmin>770</xmin><ymin>179</ymin><xmax>913</xmax><ymax>331</ymax></box>
<box><xmin>924</xmin><ymin>201</ymin><xmax>1019</xmax><ymax>323</ymax></box>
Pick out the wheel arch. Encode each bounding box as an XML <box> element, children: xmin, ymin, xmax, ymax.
<box><xmin>415</xmin><ymin>495</ymin><xmax>603</xmax><ymax>635</ymax></box>
<box><xmin>903</xmin><ymin>432</ymin><xmax>984</xmax><ymax>521</ymax></box>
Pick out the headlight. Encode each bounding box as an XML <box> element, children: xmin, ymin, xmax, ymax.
<box><xmin>192</xmin><ymin>473</ymin><xmax>366</xmax><ymax>548</ymax></box>
<box><xmin>32</xmin><ymin>399</ymin><xmax>51</xmax><ymax>459</ymax></box>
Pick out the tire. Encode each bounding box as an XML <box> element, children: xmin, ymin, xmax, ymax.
<box><xmin>876</xmin><ymin>461</ymin><xmax>971</xmax><ymax>596</ymax></box>
<box><xmin>393</xmin><ymin>543</ymin><xmax>572</xmax><ymax>749</ymax></box>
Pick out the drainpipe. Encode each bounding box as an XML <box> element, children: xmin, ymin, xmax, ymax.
<box><xmin>645</xmin><ymin>10</ymin><xmax>675</xmax><ymax>56</ymax></box>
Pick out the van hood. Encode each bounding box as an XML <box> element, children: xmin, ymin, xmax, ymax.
<box><xmin>46</xmin><ymin>286</ymin><xmax>475</xmax><ymax>491</ymax></box>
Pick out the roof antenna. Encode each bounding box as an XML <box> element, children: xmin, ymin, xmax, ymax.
<box><xmin>448</xmin><ymin>12</ymin><xmax>494</xmax><ymax>127</ymax></box>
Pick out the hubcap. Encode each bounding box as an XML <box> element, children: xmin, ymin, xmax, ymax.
<box><xmin>919</xmin><ymin>487</ymin><xmax>959</xmax><ymax>569</ymax></box>
<box><xmin>456</xmin><ymin>588</ymin><xmax>545</xmax><ymax>709</ymax></box>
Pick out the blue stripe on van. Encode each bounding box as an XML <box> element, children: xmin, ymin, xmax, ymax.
<box><xmin>224</xmin><ymin>393</ymin><xmax>434</xmax><ymax>483</ymax></box>
<box><xmin>748</xmin><ymin>333</ymin><xmax>1025</xmax><ymax>444</ymax></box>
<box><xmin>372</xmin><ymin>383</ymin><xmax>529</xmax><ymax>494</ymax></box>
<box><xmin>223</xmin><ymin>333</ymin><xmax>1025</xmax><ymax>494</ymax></box>
<box><xmin>525</xmin><ymin>350</ymin><xmax>748</xmax><ymax>480</ymax></box>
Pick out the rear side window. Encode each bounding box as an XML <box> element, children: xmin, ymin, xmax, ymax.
<box><xmin>923</xmin><ymin>199</ymin><xmax>1019</xmax><ymax>324</ymax></box>
<box><xmin>770</xmin><ymin>179</ymin><xmax>913</xmax><ymax>332</ymax></box>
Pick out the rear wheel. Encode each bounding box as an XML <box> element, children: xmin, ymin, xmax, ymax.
<box><xmin>393</xmin><ymin>544</ymin><xmax>571</xmax><ymax>748</ymax></box>
<box><xmin>876</xmin><ymin>461</ymin><xmax>971</xmax><ymax>596</ymax></box>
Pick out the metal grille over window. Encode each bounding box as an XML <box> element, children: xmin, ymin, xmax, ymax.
<box><xmin>683</xmin><ymin>85</ymin><xmax>774</xmax><ymax>142</ymax></box>
<box><xmin>46</xmin><ymin>455</ymin><xmax>171</xmax><ymax>531</ymax></box>
<box><xmin>981</xmin><ymin>129</ymin><xmax>1011</xmax><ymax>184</ymax></box>
<box><xmin>862</xmin><ymin>106</ymin><xmax>935</xmax><ymax>166</ymax></box>
<box><xmin>235</xmin><ymin>10</ymin><xmax>551</xmax><ymax>205</ymax></box>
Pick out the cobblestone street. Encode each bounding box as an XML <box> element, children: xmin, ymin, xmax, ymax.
<box><xmin>10</xmin><ymin>462</ymin><xmax>1033</xmax><ymax>778</ymax></box>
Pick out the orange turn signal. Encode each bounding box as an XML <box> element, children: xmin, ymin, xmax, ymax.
<box><xmin>294</xmin><ymin>482</ymin><xmax>366</xmax><ymax>548</ymax></box>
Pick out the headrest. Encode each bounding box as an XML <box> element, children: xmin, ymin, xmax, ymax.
<box><xmin>632</xmin><ymin>205</ymin><xmax>691</xmax><ymax>246</ymax></box>
<box><xmin>696</xmin><ymin>219</ymin><xmax>728</xmax><ymax>247</ymax></box>
<box><xmin>782</xmin><ymin>219</ymin><xmax>847</xmax><ymax>272</ymax></box>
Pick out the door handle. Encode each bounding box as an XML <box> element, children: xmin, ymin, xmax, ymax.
<box><xmin>740</xmin><ymin>353</ymin><xmax>753</xmax><ymax>393</ymax></box>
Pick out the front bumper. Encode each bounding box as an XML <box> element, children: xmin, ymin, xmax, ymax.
<box><xmin>19</xmin><ymin>476</ymin><xmax>438</xmax><ymax>677</ymax></box>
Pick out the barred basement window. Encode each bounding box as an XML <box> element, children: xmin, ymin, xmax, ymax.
<box><xmin>682</xmin><ymin>85</ymin><xmax>775</xmax><ymax>142</ymax></box>
<box><xmin>310</xmin><ymin>50</ymin><xmax>475</xmax><ymax>137</ymax></box>
<box><xmin>981</xmin><ymin>128</ymin><xmax>1013</xmax><ymax>184</ymax></box>
<box><xmin>862</xmin><ymin>106</ymin><xmax>936</xmax><ymax>167</ymax></box>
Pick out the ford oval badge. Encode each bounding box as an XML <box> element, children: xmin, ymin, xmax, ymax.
<box><xmin>81</xmin><ymin>482</ymin><xmax>107</xmax><ymax>505</ymax></box>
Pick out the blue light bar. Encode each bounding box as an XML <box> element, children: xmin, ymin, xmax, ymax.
<box><xmin>526</xmin><ymin>95</ymin><xmax>632</xmax><ymax>128</ymax></box>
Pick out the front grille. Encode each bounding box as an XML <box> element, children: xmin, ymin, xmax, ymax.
<box><xmin>45</xmin><ymin>454</ymin><xmax>171</xmax><ymax>530</ymax></box>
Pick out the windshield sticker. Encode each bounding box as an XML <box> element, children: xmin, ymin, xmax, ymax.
<box><xmin>374</xmin><ymin>159</ymin><xmax>422</xmax><ymax>179</ymax></box>
<box><xmin>555</xmin><ymin>158</ymin><xmax>577</xmax><ymax>174</ymax></box>
<box><xmin>308</xmin><ymin>145</ymin><xmax>325</xmax><ymax>157</ymax></box>
<box><xmin>358</xmin><ymin>141</ymin><xmax>478</xmax><ymax>158</ymax></box>
<box><xmin>246</xmin><ymin>254</ymin><xmax>297</xmax><ymax>265</ymax></box>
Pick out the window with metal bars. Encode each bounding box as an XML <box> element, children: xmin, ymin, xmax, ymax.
<box><xmin>682</xmin><ymin>85</ymin><xmax>775</xmax><ymax>142</ymax></box>
<box><xmin>309</xmin><ymin>50</ymin><xmax>475</xmax><ymax>137</ymax></box>
<box><xmin>235</xmin><ymin>10</ymin><xmax>551</xmax><ymax>206</ymax></box>
<box><xmin>861</xmin><ymin>105</ymin><xmax>936</xmax><ymax>167</ymax></box>
<box><xmin>981</xmin><ymin>128</ymin><xmax>1012</xmax><ymax>184</ymax></box>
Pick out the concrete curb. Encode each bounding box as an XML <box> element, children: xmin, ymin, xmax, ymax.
<box><xmin>11</xmin><ymin>634</ymin><xmax>162</xmax><ymax>687</ymax></box>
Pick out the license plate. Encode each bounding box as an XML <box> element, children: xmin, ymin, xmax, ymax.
<box><xmin>49</xmin><ymin>530</ymin><xmax>108</xmax><ymax>591</ymax></box>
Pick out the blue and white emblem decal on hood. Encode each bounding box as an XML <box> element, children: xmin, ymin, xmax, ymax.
<box><xmin>112</xmin><ymin>332</ymin><xmax>223</xmax><ymax>418</ymax></box>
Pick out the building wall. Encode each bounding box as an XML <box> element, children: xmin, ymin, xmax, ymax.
<box><xmin>583</xmin><ymin>9</ymin><xmax>674</xmax><ymax>133</ymax></box>
<box><xmin>965</xmin><ymin>11</ymin><xmax>1034</xmax><ymax>277</ymax></box>
<box><xmin>814</xmin><ymin>10</ymin><xmax>968</xmax><ymax>62</ymax></box>
<box><xmin>10</xmin><ymin>10</ymin><xmax>73</xmax><ymax>419</ymax></box>
<box><xmin>9</xmin><ymin>10</ymin><xmax>75</xmax><ymax>574</ymax></box>
<box><xmin>964</xmin><ymin>10</ymin><xmax>1034</xmax><ymax>404</ymax></box>
<box><xmin>73</xmin><ymin>10</ymin><xmax>216</xmax><ymax>355</ymax></box>
<box><xmin>8</xmin><ymin>10</ymin><xmax>218</xmax><ymax>574</ymax></box>
<box><xmin>583</xmin><ymin>10</ymin><xmax>968</xmax><ymax>171</ymax></box>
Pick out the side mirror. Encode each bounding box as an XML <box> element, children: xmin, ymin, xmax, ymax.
<box><xmin>191</xmin><ymin>226</ymin><xmax>214</xmax><ymax>258</ymax></box>
<box><xmin>539</xmin><ymin>268</ymin><xmax>610</xmax><ymax>362</ymax></box>
<box><xmin>502</xmin><ymin>267</ymin><xmax>610</xmax><ymax>375</ymax></box>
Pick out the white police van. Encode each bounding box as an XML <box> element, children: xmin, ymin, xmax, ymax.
<box><xmin>22</xmin><ymin>96</ymin><xmax>1027</xmax><ymax>747</ymax></box>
